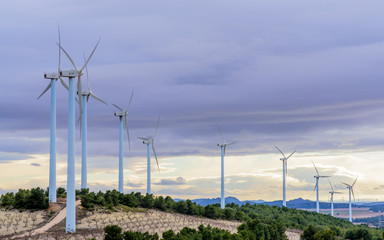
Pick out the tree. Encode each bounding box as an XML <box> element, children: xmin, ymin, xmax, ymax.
<box><xmin>57</xmin><ymin>187</ymin><xmax>66</xmax><ymax>197</ymax></box>
<box><xmin>104</xmin><ymin>225</ymin><xmax>123</xmax><ymax>240</ymax></box>
<box><xmin>162</xmin><ymin>230</ymin><xmax>175</xmax><ymax>240</ymax></box>
<box><xmin>301</xmin><ymin>225</ymin><xmax>320</xmax><ymax>240</ymax></box>
<box><xmin>122</xmin><ymin>193</ymin><xmax>139</xmax><ymax>207</ymax></box>
<box><xmin>26</xmin><ymin>187</ymin><xmax>49</xmax><ymax>209</ymax></box>
<box><xmin>345</xmin><ymin>228</ymin><xmax>372</xmax><ymax>240</ymax></box>
<box><xmin>204</xmin><ymin>205</ymin><xmax>218</xmax><ymax>219</ymax></box>
<box><xmin>142</xmin><ymin>194</ymin><xmax>154</xmax><ymax>208</ymax></box>
<box><xmin>154</xmin><ymin>196</ymin><xmax>166</xmax><ymax>211</ymax></box>
<box><xmin>313</xmin><ymin>229</ymin><xmax>336</xmax><ymax>240</ymax></box>
<box><xmin>0</xmin><ymin>192</ymin><xmax>14</xmax><ymax>207</ymax></box>
<box><xmin>14</xmin><ymin>189</ymin><xmax>30</xmax><ymax>209</ymax></box>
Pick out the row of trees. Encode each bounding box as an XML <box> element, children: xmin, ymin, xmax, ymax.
<box><xmin>104</xmin><ymin>219</ymin><xmax>287</xmax><ymax>240</ymax></box>
<box><xmin>0</xmin><ymin>187</ymin><xmax>48</xmax><ymax>210</ymax></box>
<box><xmin>301</xmin><ymin>224</ymin><xmax>384</xmax><ymax>240</ymax></box>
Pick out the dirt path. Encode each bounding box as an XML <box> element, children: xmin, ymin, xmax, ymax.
<box><xmin>11</xmin><ymin>200</ymin><xmax>81</xmax><ymax>239</ymax></box>
<box><xmin>285</xmin><ymin>229</ymin><xmax>302</xmax><ymax>240</ymax></box>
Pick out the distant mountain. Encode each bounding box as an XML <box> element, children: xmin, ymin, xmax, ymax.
<box><xmin>178</xmin><ymin>196</ymin><xmax>380</xmax><ymax>210</ymax></box>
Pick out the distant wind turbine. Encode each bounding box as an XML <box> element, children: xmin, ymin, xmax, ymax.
<box><xmin>328</xmin><ymin>179</ymin><xmax>341</xmax><ymax>217</ymax></box>
<box><xmin>217</xmin><ymin>125</ymin><xmax>235</xmax><ymax>209</ymax></box>
<box><xmin>38</xmin><ymin>25</ymin><xmax>69</xmax><ymax>203</ymax></box>
<box><xmin>59</xmin><ymin>37</ymin><xmax>101</xmax><ymax>233</ymax></box>
<box><xmin>112</xmin><ymin>89</ymin><xmax>134</xmax><ymax>193</ymax></box>
<box><xmin>275</xmin><ymin>146</ymin><xmax>295</xmax><ymax>207</ymax></box>
<box><xmin>341</xmin><ymin>177</ymin><xmax>358</xmax><ymax>222</ymax></box>
<box><xmin>312</xmin><ymin>161</ymin><xmax>330</xmax><ymax>213</ymax></box>
<box><xmin>138</xmin><ymin>117</ymin><xmax>161</xmax><ymax>194</ymax></box>
<box><xmin>80</xmin><ymin>56</ymin><xmax>107</xmax><ymax>189</ymax></box>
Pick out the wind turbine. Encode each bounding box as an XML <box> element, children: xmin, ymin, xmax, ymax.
<box><xmin>328</xmin><ymin>179</ymin><xmax>341</xmax><ymax>217</ymax></box>
<box><xmin>80</xmin><ymin>57</ymin><xmax>107</xmax><ymax>189</ymax></box>
<box><xmin>217</xmin><ymin>125</ymin><xmax>235</xmax><ymax>209</ymax></box>
<box><xmin>38</xmin><ymin>26</ymin><xmax>69</xmax><ymax>203</ymax></box>
<box><xmin>275</xmin><ymin>146</ymin><xmax>295</xmax><ymax>207</ymax></box>
<box><xmin>312</xmin><ymin>161</ymin><xmax>330</xmax><ymax>213</ymax></box>
<box><xmin>341</xmin><ymin>177</ymin><xmax>358</xmax><ymax>222</ymax></box>
<box><xmin>59</xmin><ymin>38</ymin><xmax>101</xmax><ymax>233</ymax></box>
<box><xmin>112</xmin><ymin>89</ymin><xmax>134</xmax><ymax>193</ymax></box>
<box><xmin>138</xmin><ymin>117</ymin><xmax>160</xmax><ymax>195</ymax></box>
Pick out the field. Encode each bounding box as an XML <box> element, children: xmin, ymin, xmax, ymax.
<box><xmin>304</xmin><ymin>207</ymin><xmax>383</xmax><ymax>219</ymax></box>
<box><xmin>1</xmin><ymin>205</ymin><xmax>302</xmax><ymax>240</ymax></box>
<box><xmin>0</xmin><ymin>209</ymin><xmax>47</xmax><ymax>236</ymax></box>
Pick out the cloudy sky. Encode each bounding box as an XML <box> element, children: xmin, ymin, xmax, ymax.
<box><xmin>0</xmin><ymin>1</ymin><xmax>383</xmax><ymax>202</ymax></box>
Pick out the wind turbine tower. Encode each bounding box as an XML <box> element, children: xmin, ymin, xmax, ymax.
<box><xmin>59</xmin><ymin>39</ymin><xmax>100</xmax><ymax>233</ymax></box>
<box><xmin>341</xmin><ymin>177</ymin><xmax>358</xmax><ymax>222</ymax></box>
<box><xmin>217</xmin><ymin>125</ymin><xmax>235</xmax><ymax>209</ymax></box>
<box><xmin>80</xmin><ymin>60</ymin><xmax>107</xmax><ymax>189</ymax></box>
<box><xmin>328</xmin><ymin>179</ymin><xmax>341</xmax><ymax>217</ymax></box>
<box><xmin>275</xmin><ymin>146</ymin><xmax>295</xmax><ymax>207</ymax></box>
<box><xmin>138</xmin><ymin>117</ymin><xmax>160</xmax><ymax>194</ymax></box>
<box><xmin>112</xmin><ymin>89</ymin><xmax>134</xmax><ymax>193</ymax></box>
<box><xmin>312</xmin><ymin>161</ymin><xmax>330</xmax><ymax>213</ymax></box>
<box><xmin>38</xmin><ymin>26</ymin><xmax>69</xmax><ymax>203</ymax></box>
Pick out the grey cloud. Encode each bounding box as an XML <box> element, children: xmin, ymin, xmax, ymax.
<box><xmin>154</xmin><ymin>177</ymin><xmax>186</xmax><ymax>186</ymax></box>
<box><xmin>30</xmin><ymin>163</ymin><xmax>41</xmax><ymax>167</ymax></box>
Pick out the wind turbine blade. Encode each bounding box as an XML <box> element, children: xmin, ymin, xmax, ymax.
<box><xmin>59</xmin><ymin>77</ymin><xmax>69</xmax><ymax>91</ymax></box>
<box><xmin>37</xmin><ymin>82</ymin><xmax>52</xmax><ymax>100</ymax></box>
<box><xmin>312</xmin><ymin>161</ymin><xmax>320</xmax><ymax>176</ymax></box>
<box><xmin>153</xmin><ymin>117</ymin><xmax>160</xmax><ymax>139</ymax></box>
<box><xmin>352</xmin><ymin>177</ymin><xmax>358</xmax><ymax>187</ymax></box>
<box><xmin>152</xmin><ymin>144</ymin><xmax>160</xmax><ymax>172</ymax></box>
<box><xmin>83</xmin><ymin>51</ymin><xmax>91</xmax><ymax>91</ymax></box>
<box><xmin>217</xmin><ymin>124</ymin><xmax>225</xmax><ymax>143</ymax></box>
<box><xmin>80</xmin><ymin>38</ymin><xmax>101</xmax><ymax>72</ymax></box>
<box><xmin>77</xmin><ymin>76</ymin><xmax>83</xmax><ymax>129</ymax></box>
<box><xmin>313</xmin><ymin>183</ymin><xmax>317</xmax><ymax>192</ymax></box>
<box><xmin>124</xmin><ymin>116</ymin><xmax>130</xmax><ymax>150</ymax></box>
<box><xmin>126</xmin><ymin>88</ymin><xmax>134</xmax><ymax>112</ymax></box>
<box><xmin>351</xmin><ymin>188</ymin><xmax>355</xmax><ymax>202</ymax></box>
<box><xmin>227</xmin><ymin>141</ymin><xmax>236</xmax><ymax>146</ymax></box>
<box><xmin>57</xmin><ymin>23</ymin><xmax>61</xmax><ymax>73</ymax></box>
<box><xmin>57</xmin><ymin>44</ymin><xmax>78</xmax><ymax>71</ymax></box>
<box><xmin>340</xmin><ymin>182</ymin><xmax>350</xmax><ymax>187</ymax></box>
<box><xmin>112</xmin><ymin>104</ymin><xmax>123</xmax><ymax>112</ymax></box>
<box><xmin>328</xmin><ymin>179</ymin><xmax>334</xmax><ymax>192</ymax></box>
<box><xmin>90</xmin><ymin>91</ymin><xmax>108</xmax><ymax>105</ymax></box>
<box><xmin>138</xmin><ymin>137</ymin><xmax>149</xmax><ymax>141</ymax></box>
<box><xmin>275</xmin><ymin>146</ymin><xmax>286</xmax><ymax>158</ymax></box>
<box><xmin>286</xmin><ymin>150</ymin><xmax>296</xmax><ymax>160</ymax></box>
<box><xmin>223</xmin><ymin>145</ymin><xmax>227</xmax><ymax>156</ymax></box>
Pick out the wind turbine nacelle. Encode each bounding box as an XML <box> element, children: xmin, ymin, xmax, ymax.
<box><xmin>44</xmin><ymin>72</ymin><xmax>59</xmax><ymax>79</ymax></box>
<box><xmin>60</xmin><ymin>70</ymin><xmax>79</xmax><ymax>78</ymax></box>
<box><xmin>114</xmin><ymin>112</ymin><xmax>124</xmax><ymax>117</ymax></box>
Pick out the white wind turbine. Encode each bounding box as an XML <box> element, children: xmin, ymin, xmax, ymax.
<box><xmin>138</xmin><ymin>117</ymin><xmax>161</xmax><ymax>195</ymax></box>
<box><xmin>59</xmin><ymin>38</ymin><xmax>101</xmax><ymax>122</ymax></box>
<box><xmin>275</xmin><ymin>146</ymin><xmax>295</xmax><ymax>207</ymax></box>
<box><xmin>112</xmin><ymin>89</ymin><xmax>134</xmax><ymax>193</ymax></box>
<box><xmin>341</xmin><ymin>177</ymin><xmax>358</xmax><ymax>222</ymax></box>
<box><xmin>38</xmin><ymin>26</ymin><xmax>69</xmax><ymax>203</ymax></box>
<box><xmin>59</xmin><ymin>37</ymin><xmax>101</xmax><ymax>233</ymax></box>
<box><xmin>80</xmin><ymin>58</ymin><xmax>108</xmax><ymax>189</ymax></box>
<box><xmin>217</xmin><ymin>125</ymin><xmax>235</xmax><ymax>209</ymax></box>
<box><xmin>328</xmin><ymin>179</ymin><xmax>341</xmax><ymax>217</ymax></box>
<box><xmin>312</xmin><ymin>161</ymin><xmax>330</xmax><ymax>213</ymax></box>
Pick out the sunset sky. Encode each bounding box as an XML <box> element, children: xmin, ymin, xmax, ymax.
<box><xmin>0</xmin><ymin>1</ymin><xmax>383</xmax><ymax>202</ymax></box>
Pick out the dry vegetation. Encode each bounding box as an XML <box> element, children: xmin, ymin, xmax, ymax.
<box><xmin>0</xmin><ymin>209</ymin><xmax>46</xmax><ymax>235</ymax></box>
<box><xmin>2</xmin><ymin>206</ymin><xmax>302</xmax><ymax>240</ymax></box>
<box><xmin>77</xmin><ymin>208</ymin><xmax>241</xmax><ymax>236</ymax></box>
